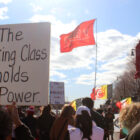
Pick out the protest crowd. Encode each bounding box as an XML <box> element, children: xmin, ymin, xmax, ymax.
<box><xmin>0</xmin><ymin>96</ymin><xmax>140</xmax><ymax>140</ymax></box>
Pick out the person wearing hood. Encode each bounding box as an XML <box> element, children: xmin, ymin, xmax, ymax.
<box><xmin>68</xmin><ymin>106</ymin><xmax>104</xmax><ymax>140</ymax></box>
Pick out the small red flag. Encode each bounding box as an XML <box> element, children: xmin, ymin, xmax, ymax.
<box><xmin>135</xmin><ymin>41</ymin><xmax>140</xmax><ymax>79</ymax></box>
<box><xmin>60</xmin><ymin>19</ymin><xmax>96</xmax><ymax>53</ymax></box>
<box><xmin>90</xmin><ymin>88</ymin><xmax>96</xmax><ymax>100</ymax></box>
<box><xmin>116</xmin><ymin>101</ymin><xmax>122</xmax><ymax>109</ymax></box>
<box><xmin>116</xmin><ymin>97</ymin><xmax>132</xmax><ymax>110</ymax></box>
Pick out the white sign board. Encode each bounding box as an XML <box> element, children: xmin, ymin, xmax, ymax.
<box><xmin>0</xmin><ymin>22</ymin><xmax>50</xmax><ymax>106</ymax></box>
<box><xmin>50</xmin><ymin>82</ymin><xmax>65</xmax><ymax>104</ymax></box>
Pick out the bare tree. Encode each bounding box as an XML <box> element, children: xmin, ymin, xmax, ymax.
<box><xmin>113</xmin><ymin>57</ymin><xmax>140</xmax><ymax>101</ymax></box>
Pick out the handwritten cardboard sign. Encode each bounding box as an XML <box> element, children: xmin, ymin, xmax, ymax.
<box><xmin>0</xmin><ymin>22</ymin><xmax>50</xmax><ymax>106</ymax></box>
<box><xmin>50</xmin><ymin>82</ymin><xmax>65</xmax><ymax>105</ymax></box>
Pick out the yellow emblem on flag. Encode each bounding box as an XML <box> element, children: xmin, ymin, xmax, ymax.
<box><xmin>100</xmin><ymin>85</ymin><xmax>107</xmax><ymax>99</ymax></box>
<box><xmin>96</xmin><ymin>85</ymin><xmax>107</xmax><ymax>99</ymax></box>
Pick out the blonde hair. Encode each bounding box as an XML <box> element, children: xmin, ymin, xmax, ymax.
<box><xmin>119</xmin><ymin>102</ymin><xmax>140</xmax><ymax>131</ymax></box>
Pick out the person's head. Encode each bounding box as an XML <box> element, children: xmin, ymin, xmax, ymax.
<box><xmin>119</xmin><ymin>102</ymin><xmax>140</xmax><ymax>133</ymax></box>
<box><xmin>96</xmin><ymin>109</ymin><xmax>103</xmax><ymax>115</ymax></box>
<box><xmin>60</xmin><ymin>104</ymin><xmax>75</xmax><ymax>118</ymax></box>
<box><xmin>26</xmin><ymin>106</ymin><xmax>34</xmax><ymax>116</ymax></box>
<box><xmin>82</xmin><ymin>97</ymin><xmax>94</xmax><ymax>109</ymax></box>
<box><xmin>107</xmin><ymin>107</ymin><xmax>112</xmax><ymax>112</ymax></box>
<box><xmin>75</xmin><ymin>106</ymin><xmax>92</xmax><ymax>140</ymax></box>
<box><xmin>42</xmin><ymin>104</ymin><xmax>51</xmax><ymax>115</ymax></box>
<box><xmin>0</xmin><ymin>109</ymin><xmax>12</xmax><ymax>140</ymax></box>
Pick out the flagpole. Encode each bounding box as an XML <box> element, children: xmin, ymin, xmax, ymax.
<box><xmin>93</xmin><ymin>18</ymin><xmax>98</xmax><ymax>100</ymax></box>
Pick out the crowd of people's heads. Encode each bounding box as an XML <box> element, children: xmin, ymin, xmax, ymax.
<box><xmin>1</xmin><ymin>97</ymin><xmax>140</xmax><ymax>140</ymax></box>
<box><xmin>0</xmin><ymin>98</ymin><xmax>103</xmax><ymax>140</ymax></box>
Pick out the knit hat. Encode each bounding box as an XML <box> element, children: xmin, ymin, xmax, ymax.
<box><xmin>27</xmin><ymin>106</ymin><xmax>34</xmax><ymax>113</ymax></box>
<box><xmin>76</xmin><ymin>106</ymin><xmax>91</xmax><ymax>116</ymax></box>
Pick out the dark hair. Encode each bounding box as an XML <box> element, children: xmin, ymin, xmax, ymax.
<box><xmin>75</xmin><ymin>110</ymin><xmax>92</xmax><ymax>140</ymax></box>
<box><xmin>82</xmin><ymin>97</ymin><xmax>94</xmax><ymax>109</ymax></box>
<box><xmin>42</xmin><ymin>104</ymin><xmax>51</xmax><ymax>115</ymax></box>
<box><xmin>61</xmin><ymin>105</ymin><xmax>75</xmax><ymax>118</ymax></box>
<box><xmin>0</xmin><ymin>109</ymin><xmax>12</xmax><ymax>140</ymax></box>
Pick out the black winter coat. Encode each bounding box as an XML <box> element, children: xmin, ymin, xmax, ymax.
<box><xmin>15</xmin><ymin>124</ymin><xmax>34</xmax><ymax>140</ymax></box>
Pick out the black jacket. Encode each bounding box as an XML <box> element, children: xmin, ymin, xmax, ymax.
<box><xmin>22</xmin><ymin>115</ymin><xmax>37</xmax><ymax>138</ymax></box>
<box><xmin>15</xmin><ymin>124</ymin><xmax>34</xmax><ymax>140</ymax></box>
<box><xmin>90</xmin><ymin>109</ymin><xmax>105</xmax><ymax>129</ymax></box>
<box><xmin>37</xmin><ymin>113</ymin><xmax>55</xmax><ymax>140</ymax></box>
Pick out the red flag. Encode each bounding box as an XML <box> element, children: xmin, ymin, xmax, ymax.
<box><xmin>90</xmin><ymin>85</ymin><xmax>108</xmax><ymax>100</ymax></box>
<box><xmin>60</xmin><ymin>19</ymin><xmax>96</xmax><ymax>53</ymax></box>
<box><xmin>135</xmin><ymin>41</ymin><xmax>140</xmax><ymax>79</ymax></box>
<box><xmin>90</xmin><ymin>88</ymin><xmax>96</xmax><ymax>100</ymax></box>
<box><xmin>116</xmin><ymin>97</ymin><xmax>132</xmax><ymax>110</ymax></box>
<box><xmin>116</xmin><ymin>101</ymin><xmax>122</xmax><ymax>109</ymax></box>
